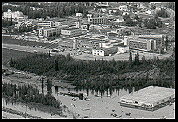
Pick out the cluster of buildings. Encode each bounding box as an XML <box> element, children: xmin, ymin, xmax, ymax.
<box><xmin>2</xmin><ymin>2</ymin><xmax>168</xmax><ymax>57</ymax></box>
<box><xmin>2</xmin><ymin>9</ymin><xmax>28</xmax><ymax>21</ymax></box>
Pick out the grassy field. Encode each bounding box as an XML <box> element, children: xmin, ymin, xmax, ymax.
<box><xmin>2</xmin><ymin>48</ymin><xmax>35</xmax><ymax>65</ymax></box>
<box><xmin>2</xmin><ymin>36</ymin><xmax>58</xmax><ymax>49</ymax></box>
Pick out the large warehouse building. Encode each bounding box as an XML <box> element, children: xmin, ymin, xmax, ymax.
<box><xmin>120</xmin><ymin>86</ymin><xmax>175</xmax><ymax>111</ymax></box>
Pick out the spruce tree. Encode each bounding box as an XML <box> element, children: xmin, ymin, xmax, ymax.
<box><xmin>55</xmin><ymin>57</ymin><xmax>59</xmax><ymax>71</ymax></box>
<box><xmin>134</xmin><ymin>51</ymin><xmax>139</xmax><ymax>65</ymax></box>
<box><xmin>129</xmin><ymin>50</ymin><xmax>132</xmax><ymax>64</ymax></box>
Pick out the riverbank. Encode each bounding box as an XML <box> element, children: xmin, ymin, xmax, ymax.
<box><xmin>51</xmin><ymin>87</ymin><xmax>175</xmax><ymax>119</ymax></box>
<box><xmin>2</xmin><ymin>106</ymin><xmax>42</xmax><ymax>119</ymax></box>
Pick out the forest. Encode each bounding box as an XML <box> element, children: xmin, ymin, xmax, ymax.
<box><xmin>2</xmin><ymin>81</ymin><xmax>61</xmax><ymax>109</ymax></box>
<box><xmin>9</xmin><ymin>51</ymin><xmax>175</xmax><ymax>93</ymax></box>
<box><xmin>2</xmin><ymin>2</ymin><xmax>90</xmax><ymax>19</ymax></box>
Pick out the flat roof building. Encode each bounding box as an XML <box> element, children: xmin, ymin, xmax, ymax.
<box><xmin>37</xmin><ymin>21</ymin><xmax>54</xmax><ymax>28</ymax></box>
<box><xmin>120</xmin><ymin>86</ymin><xmax>175</xmax><ymax>111</ymax></box>
<box><xmin>61</xmin><ymin>28</ymin><xmax>87</xmax><ymax>37</ymax></box>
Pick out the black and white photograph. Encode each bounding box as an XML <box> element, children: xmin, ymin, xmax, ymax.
<box><xmin>2</xmin><ymin>2</ymin><xmax>175</xmax><ymax>119</ymax></box>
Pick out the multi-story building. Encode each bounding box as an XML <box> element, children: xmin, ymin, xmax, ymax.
<box><xmin>128</xmin><ymin>38</ymin><xmax>155</xmax><ymax>51</ymax></box>
<box><xmin>88</xmin><ymin>16</ymin><xmax>108</xmax><ymax>25</ymax></box>
<box><xmin>127</xmin><ymin>34</ymin><xmax>166</xmax><ymax>53</ymax></box>
<box><xmin>61</xmin><ymin>28</ymin><xmax>87</xmax><ymax>37</ymax></box>
<box><xmin>137</xmin><ymin>34</ymin><xmax>166</xmax><ymax>51</ymax></box>
<box><xmin>39</xmin><ymin>26</ymin><xmax>68</xmax><ymax>37</ymax></box>
<box><xmin>37</xmin><ymin>21</ymin><xmax>54</xmax><ymax>28</ymax></box>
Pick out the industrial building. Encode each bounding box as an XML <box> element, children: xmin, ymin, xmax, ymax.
<box><xmin>61</xmin><ymin>28</ymin><xmax>87</xmax><ymax>37</ymax></box>
<box><xmin>120</xmin><ymin>86</ymin><xmax>175</xmax><ymax>111</ymax></box>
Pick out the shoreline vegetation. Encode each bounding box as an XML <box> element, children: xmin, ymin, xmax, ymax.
<box><xmin>2</xmin><ymin>106</ymin><xmax>42</xmax><ymax>119</ymax></box>
<box><xmin>8</xmin><ymin>51</ymin><xmax>175</xmax><ymax>92</ymax></box>
<box><xmin>2</xmin><ymin>83</ymin><xmax>65</xmax><ymax>117</ymax></box>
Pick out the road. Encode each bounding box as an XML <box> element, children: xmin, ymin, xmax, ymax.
<box><xmin>2</xmin><ymin>43</ymin><xmax>172</xmax><ymax>61</ymax></box>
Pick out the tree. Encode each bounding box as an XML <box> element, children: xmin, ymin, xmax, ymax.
<box><xmin>129</xmin><ymin>50</ymin><xmax>132</xmax><ymax>64</ymax></box>
<box><xmin>144</xmin><ymin>18</ymin><xmax>156</xmax><ymax>29</ymax></box>
<box><xmin>156</xmin><ymin>8</ymin><xmax>169</xmax><ymax>18</ymax></box>
<box><xmin>48</xmin><ymin>50</ymin><xmax>51</xmax><ymax>57</ymax></box>
<box><xmin>55</xmin><ymin>57</ymin><xmax>59</xmax><ymax>71</ymax></box>
<box><xmin>66</xmin><ymin>53</ymin><xmax>72</xmax><ymax>61</ymax></box>
<box><xmin>9</xmin><ymin>57</ymin><xmax>14</xmax><ymax>67</ymax></box>
<box><xmin>41</xmin><ymin>77</ymin><xmax>44</xmax><ymax>94</ymax></box>
<box><xmin>141</xmin><ymin>55</ymin><xmax>146</xmax><ymax>63</ymax></box>
<box><xmin>47</xmin><ymin>78</ymin><xmax>52</xmax><ymax>94</ymax></box>
<box><xmin>134</xmin><ymin>51</ymin><xmax>139</xmax><ymax>65</ymax></box>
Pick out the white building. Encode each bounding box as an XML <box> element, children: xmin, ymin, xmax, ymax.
<box><xmin>39</xmin><ymin>26</ymin><xmax>67</xmax><ymax>37</ymax></box>
<box><xmin>61</xmin><ymin>28</ymin><xmax>86</xmax><ymax>37</ymax></box>
<box><xmin>117</xmin><ymin>46</ymin><xmax>129</xmax><ymax>54</ymax></box>
<box><xmin>120</xmin><ymin>86</ymin><xmax>175</xmax><ymax>110</ymax></box>
<box><xmin>92</xmin><ymin>46</ymin><xmax>118</xmax><ymax>56</ymax></box>
<box><xmin>92</xmin><ymin>49</ymin><xmax>105</xmax><ymax>56</ymax></box>
<box><xmin>2</xmin><ymin>9</ymin><xmax>28</xmax><ymax>21</ymax></box>
<box><xmin>37</xmin><ymin>21</ymin><xmax>54</xmax><ymax>28</ymax></box>
<box><xmin>76</xmin><ymin>13</ymin><xmax>83</xmax><ymax>17</ymax></box>
<box><xmin>119</xmin><ymin>5</ymin><xmax>128</xmax><ymax>11</ymax></box>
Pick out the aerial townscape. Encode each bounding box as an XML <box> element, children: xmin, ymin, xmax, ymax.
<box><xmin>2</xmin><ymin>2</ymin><xmax>175</xmax><ymax>119</ymax></box>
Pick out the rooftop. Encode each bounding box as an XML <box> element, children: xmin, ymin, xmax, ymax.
<box><xmin>138</xmin><ymin>34</ymin><xmax>165</xmax><ymax>39</ymax></box>
<box><xmin>120</xmin><ymin>86</ymin><xmax>175</xmax><ymax>104</ymax></box>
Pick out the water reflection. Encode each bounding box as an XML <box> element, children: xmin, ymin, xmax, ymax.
<box><xmin>51</xmin><ymin>86</ymin><xmax>142</xmax><ymax>98</ymax></box>
<box><xmin>2</xmin><ymin>98</ymin><xmax>62</xmax><ymax>118</ymax></box>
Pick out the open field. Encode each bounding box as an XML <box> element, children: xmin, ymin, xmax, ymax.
<box><xmin>2</xmin><ymin>36</ymin><xmax>58</xmax><ymax>49</ymax></box>
<box><xmin>2</xmin><ymin>48</ymin><xmax>35</xmax><ymax>65</ymax></box>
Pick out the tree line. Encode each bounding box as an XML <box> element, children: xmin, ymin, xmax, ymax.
<box><xmin>9</xmin><ymin>51</ymin><xmax>175</xmax><ymax>94</ymax></box>
<box><xmin>2</xmin><ymin>82</ymin><xmax>61</xmax><ymax>109</ymax></box>
<box><xmin>2</xmin><ymin>2</ymin><xmax>90</xmax><ymax>19</ymax></box>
